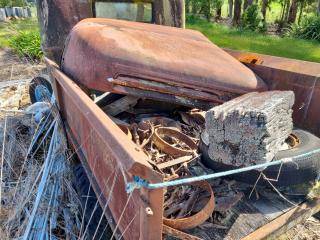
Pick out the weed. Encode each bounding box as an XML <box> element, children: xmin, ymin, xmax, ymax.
<box><xmin>9</xmin><ymin>30</ymin><xmax>42</xmax><ymax>61</ymax></box>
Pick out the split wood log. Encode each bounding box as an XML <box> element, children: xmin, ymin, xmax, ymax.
<box><xmin>205</xmin><ymin>91</ymin><xmax>294</xmax><ymax>166</ymax></box>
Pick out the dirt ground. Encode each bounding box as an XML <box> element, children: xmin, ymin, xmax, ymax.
<box><xmin>0</xmin><ymin>48</ymin><xmax>319</xmax><ymax>239</ymax></box>
<box><xmin>0</xmin><ymin>48</ymin><xmax>44</xmax><ymax>81</ymax></box>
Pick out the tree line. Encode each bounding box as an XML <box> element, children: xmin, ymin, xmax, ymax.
<box><xmin>186</xmin><ymin>0</ymin><xmax>320</xmax><ymax>28</ymax></box>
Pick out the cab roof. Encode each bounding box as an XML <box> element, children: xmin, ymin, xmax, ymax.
<box><xmin>61</xmin><ymin>18</ymin><xmax>267</xmax><ymax>96</ymax></box>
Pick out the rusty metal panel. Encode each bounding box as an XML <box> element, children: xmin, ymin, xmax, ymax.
<box><xmin>46</xmin><ymin>58</ymin><xmax>163</xmax><ymax>240</ymax></box>
<box><xmin>61</xmin><ymin>19</ymin><xmax>267</xmax><ymax>100</ymax></box>
<box><xmin>226</xmin><ymin>49</ymin><xmax>320</xmax><ymax>137</ymax></box>
<box><xmin>36</xmin><ymin>0</ymin><xmax>185</xmax><ymax>64</ymax></box>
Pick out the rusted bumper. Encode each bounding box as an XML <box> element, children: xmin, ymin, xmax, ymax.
<box><xmin>226</xmin><ymin>49</ymin><xmax>320</xmax><ymax>137</ymax></box>
<box><xmin>45</xmin><ymin>58</ymin><xmax>164</xmax><ymax>240</ymax></box>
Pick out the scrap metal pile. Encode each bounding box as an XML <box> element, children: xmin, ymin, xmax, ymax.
<box><xmin>95</xmin><ymin>87</ymin><xmax>298</xmax><ymax>238</ymax></box>
<box><xmin>98</xmin><ymin>94</ymin><xmax>252</xmax><ymax>238</ymax></box>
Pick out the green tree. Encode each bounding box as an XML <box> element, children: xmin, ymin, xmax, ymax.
<box><xmin>241</xmin><ymin>4</ymin><xmax>263</xmax><ymax>30</ymax></box>
<box><xmin>0</xmin><ymin>0</ymin><xmax>11</xmax><ymax>7</ymax></box>
<box><xmin>288</xmin><ymin>0</ymin><xmax>298</xmax><ymax>23</ymax></box>
<box><xmin>233</xmin><ymin>0</ymin><xmax>242</xmax><ymax>25</ymax></box>
<box><xmin>0</xmin><ymin>0</ymin><xmax>26</xmax><ymax>7</ymax></box>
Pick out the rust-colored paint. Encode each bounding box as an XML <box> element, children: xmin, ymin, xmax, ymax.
<box><xmin>226</xmin><ymin>49</ymin><xmax>320</xmax><ymax>137</ymax></box>
<box><xmin>36</xmin><ymin>0</ymin><xmax>185</xmax><ymax>64</ymax></box>
<box><xmin>62</xmin><ymin>19</ymin><xmax>267</xmax><ymax>102</ymax></box>
<box><xmin>46</xmin><ymin>58</ymin><xmax>164</xmax><ymax>240</ymax></box>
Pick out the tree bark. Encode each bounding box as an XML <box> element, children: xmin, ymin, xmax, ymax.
<box><xmin>280</xmin><ymin>2</ymin><xmax>285</xmax><ymax>21</ymax></box>
<box><xmin>317</xmin><ymin>0</ymin><xmax>320</xmax><ymax>16</ymax></box>
<box><xmin>228</xmin><ymin>0</ymin><xmax>233</xmax><ymax>18</ymax></box>
<box><xmin>243</xmin><ymin>0</ymin><xmax>253</xmax><ymax>12</ymax></box>
<box><xmin>284</xmin><ymin>0</ymin><xmax>291</xmax><ymax>22</ymax></box>
<box><xmin>261</xmin><ymin>0</ymin><xmax>268</xmax><ymax>22</ymax></box>
<box><xmin>288</xmin><ymin>0</ymin><xmax>298</xmax><ymax>24</ymax></box>
<box><xmin>298</xmin><ymin>0</ymin><xmax>305</xmax><ymax>23</ymax></box>
<box><xmin>233</xmin><ymin>0</ymin><xmax>242</xmax><ymax>25</ymax></box>
<box><xmin>216</xmin><ymin>7</ymin><xmax>222</xmax><ymax>20</ymax></box>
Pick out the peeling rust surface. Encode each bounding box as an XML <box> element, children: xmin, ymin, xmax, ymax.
<box><xmin>226</xmin><ymin>49</ymin><xmax>320</xmax><ymax>137</ymax></box>
<box><xmin>46</xmin><ymin>58</ymin><xmax>164</xmax><ymax>240</ymax></box>
<box><xmin>61</xmin><ymin>19</ymin><xmax>267</xmax><ymax>100</ymax></box>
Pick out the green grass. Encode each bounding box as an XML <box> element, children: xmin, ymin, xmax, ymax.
<box><xmin>0</xmin><ymin>17</ymin><xmax>42</xmax><ymax>60</ymax></box>
<box><xmin>0</xmin><ymin>18</ymin><xmax>39</xmax><ymax>48</ymax></box>
<box><xmin>187</xmin><ymin>18</ymin><xmax>320</xmax><ymax>63</ymax></box>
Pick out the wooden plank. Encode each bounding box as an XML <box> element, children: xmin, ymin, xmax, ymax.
<box><xmin>101</xmin><ymin>95</ymin><xmax>139</xmax><ymax>116</ymax></box>
<box><xmin>248</xmin><ymin>188</ymin><xmax>304</xmax><ymax>220</ymax></box>
<box><xmin>250</xmin><ymin>198</ymin><xmax>285</xmax><ymax>220</ymax></box>
<box><xmin>242</xmin><ymin>198</ymin><xmax>320</xmax><ymax>240</ymax></box>
<box><xmin>223</xmin><ymin>199</ymin><xmax>270</xmax><ymax>240</ymax></box>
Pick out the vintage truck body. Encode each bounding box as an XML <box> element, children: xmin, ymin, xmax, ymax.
<box><xmin>34</xmin><ymin>1</ymin><xmax>320</xmax><ymax>239</ymax></box>
<box><xmin>44</xmin><ymin>18</ymin><xmax>320</xmax><ymax>239</ymax></box>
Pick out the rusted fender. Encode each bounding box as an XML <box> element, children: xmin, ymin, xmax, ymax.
<box><xmin>46</xmin><ymin>58</ymin><xmax>164</xmax><ymax>240</ymax></box>
<box><xmin>61</xmin><ymin>19</ymin><xmax>267</xmax><ymax>101</ymax></box>
<box><xmin>226</xmin><ymin>49</ymin><xmax>320</xmax><ymax>137</ymax></box>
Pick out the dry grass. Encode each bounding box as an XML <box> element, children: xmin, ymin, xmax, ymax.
<box><xmin>0</xmin><ymin>84</ymin><xmax>84</xmax><ymax>239</ymax></box>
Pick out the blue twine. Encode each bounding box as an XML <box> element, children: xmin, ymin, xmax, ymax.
<box><xmin>126</xmin><ymin>148</ymin><xmax>320</xmax><ymax>193</ymax></box>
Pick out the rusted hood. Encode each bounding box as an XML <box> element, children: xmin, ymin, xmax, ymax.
<box><xmin>62</xmin><ymin>18</ymin><xmax>267</xmax><ymax>95</ymax></box>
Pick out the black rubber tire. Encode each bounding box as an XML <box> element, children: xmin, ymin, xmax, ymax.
<box><xmin>73</xmin><ymin>163</ymin><xmax>113</xmax><ymax>240</ymax></box>
<box><xmin>201</xmin><ymin>129</ymin><xmax>320</xmax><ymax>187</ymax></box>
<box><xmin>29</xmin><ymin>74</ymin><xmax>53</xmax><ymax>103</ymax></box>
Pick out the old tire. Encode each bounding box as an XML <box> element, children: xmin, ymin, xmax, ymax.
<box><xmin>73</xmin><ymin>163</ymin><xmax>113</xmax><ymax>239</ymax></box>
<box><xmin>200</xmin><ymin>129</ymin><xmax>320</xmax><ymax>187</ymax></box>
<box><xmin>29</xmin><ymin>74</ymin><xmax>53</xmax><ymax>103</ymax></box>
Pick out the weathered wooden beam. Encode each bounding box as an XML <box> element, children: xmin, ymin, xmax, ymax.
<box><xmin>205</xmin><ymin>91</ymin><xmax>294</xmax><ymax>166</ymax></box>
<box><xmin>242</xmin><ymin>198</ymin><xmax>320</xmax><ymax>240</ymax></box>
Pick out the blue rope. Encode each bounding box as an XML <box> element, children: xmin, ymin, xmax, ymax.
<box><xmin>126</xmin><ymin>148</ymin><xmax>320</xmax><ymax>193</ymax></box>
